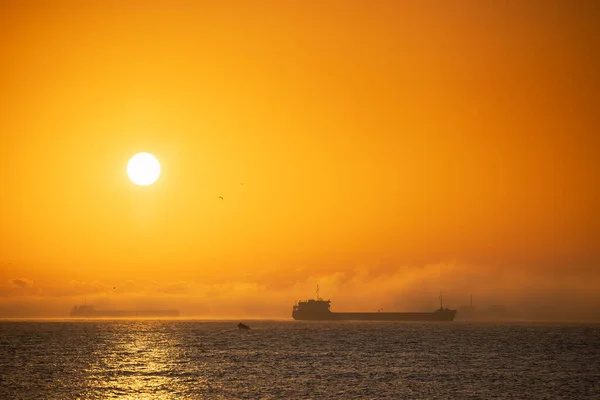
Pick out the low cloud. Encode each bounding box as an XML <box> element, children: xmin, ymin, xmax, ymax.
<box><xmin>0</xmin><ymin>278</ymin><xmax>37</xmax><ymax>299</ymax></box>
<box><xmin>0</xmin><ymin>262</ymin><xmax>599</xmax><ymax>320</ymax></box>
<box><xmin>11</xmin><ymin>278</ymin><xmax>33</xmax><ymax>288</ymax></box>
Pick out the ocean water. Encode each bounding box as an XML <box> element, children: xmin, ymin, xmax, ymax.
<box><xmin>0</xmin><ymin>320</ymin><xmax>599</xmax><ymax>399</ymax></box>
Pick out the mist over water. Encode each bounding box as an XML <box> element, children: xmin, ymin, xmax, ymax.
<box><xmin>1</xmin><ymin>260</ymin><xmax>599</xmax><ymax>321</ymax></box>
<box><xmin>1</xmin><ymin>320</ymin><xmax>599</xmax><ymax>399</ymax></box>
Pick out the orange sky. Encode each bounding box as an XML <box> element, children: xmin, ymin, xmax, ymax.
<box><xmin>1</xmin><ymin>1</ymin><xmax>599</xmax><ymax>318</ymax></box>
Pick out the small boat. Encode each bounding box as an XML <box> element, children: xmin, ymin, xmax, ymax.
<box><xmin>237</xmin><ymin>322</ymin><xmax>250</xmax><ymax>330</ymax></box>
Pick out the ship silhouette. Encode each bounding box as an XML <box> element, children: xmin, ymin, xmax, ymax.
<box><xmin>292</xmin><ymin>286</ymin><xmax>456</xmax><ymax>322</ymax></box>
<box><xmin>70</xmin><ymin>304</ymin><xmax>179</xmax><ymax>318</ymax></box>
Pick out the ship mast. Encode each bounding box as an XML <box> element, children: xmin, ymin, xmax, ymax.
<box><xmin>316</xmin><ymin>284</ymin><xmax>320</xmax><ymax>300</ymax></box>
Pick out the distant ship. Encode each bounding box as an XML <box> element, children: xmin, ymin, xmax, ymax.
<box><xmin>292</xmin><ymin>286</ymin><xmax>456</xmax><ymax>322</ymax></box>
<box><xmin>70</xmin><ymin>305</ymin><xmax>179</xmax><ymax>318</ymax></box>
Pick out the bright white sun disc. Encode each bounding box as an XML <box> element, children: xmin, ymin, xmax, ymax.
<box><xmin>127</xmin><ymin>152</ymin><xmax>161</xmax><ymax>186</ymax></box>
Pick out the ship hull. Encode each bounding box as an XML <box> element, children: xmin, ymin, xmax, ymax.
<box><xmin>70</xmin><ymin>310</ymin><xmax>179</xmax><ymax>318</ymax></box>
<box><xmin>292</xmin><ymin>310</ymin><xmax>456</xmax><ymax>322</ymax></box>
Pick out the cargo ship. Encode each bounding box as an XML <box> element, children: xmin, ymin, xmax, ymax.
<box><xmin>292</xmin><ymin>286</ymin><xmax>456</xmax><ymax>321</ymax></box>
<box><xmin>70</xmin><ymin>304</ymin><xmax>179</xmax><ymax>318</ymax></box>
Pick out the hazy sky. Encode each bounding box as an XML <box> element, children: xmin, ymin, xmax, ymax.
<box><xmin>1</xmin><ymin>1</ymin><xmax>599</xmax><ymax>318</ymax></box>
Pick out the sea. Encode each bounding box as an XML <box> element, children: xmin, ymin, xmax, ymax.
<box><xmin>0</xmin><ymin>320</ymin><xmax>599</xmax><ymax>399</ymax></box>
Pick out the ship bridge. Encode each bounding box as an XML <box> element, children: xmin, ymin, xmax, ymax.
<box><xmin>293</xmin><ymin>298</ymin><xmax>331</xmax><ymax>311</ymax></box>
<box><xmin>292</xmin><ymin>297</ymin><xmax>332</xmax><ymax>320</ymax></box>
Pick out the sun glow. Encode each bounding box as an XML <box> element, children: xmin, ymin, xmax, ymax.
<box><xmin>127</xmin><ymin>152</ymin><xmax>161</xmax><ymax>186</ymax></box>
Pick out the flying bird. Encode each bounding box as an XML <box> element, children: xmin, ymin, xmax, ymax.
<box><xmin>218</xmin><ymin>196</ymin><xmax>224</xmax><ymax>200</ymax></box>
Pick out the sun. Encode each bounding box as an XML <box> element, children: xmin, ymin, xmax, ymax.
<box><xmin>127</xmin><ymin>152</ymin><xmax>161</xmax><ymax>186</ymax></box>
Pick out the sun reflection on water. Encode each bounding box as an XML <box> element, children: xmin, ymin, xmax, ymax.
<box><xmin>82</xmin><ymin>321</ymin><xmax>208</xmax><ymax>399</ymax></box>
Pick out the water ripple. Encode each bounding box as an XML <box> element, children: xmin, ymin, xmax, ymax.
<box><xmin>0</xmin><ymin>321</ymin><xmax>599</xmax><ymax>399</ymax></box>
